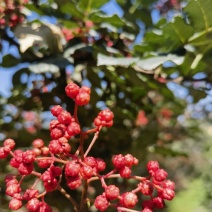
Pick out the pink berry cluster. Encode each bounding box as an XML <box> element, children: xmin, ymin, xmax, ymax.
<box><xmin>0</xmin><ymin>0</ymin><xmax>28</xmax><ymax>28</ymax></box>
<box><xmin>93</xmin><ymin>157</ymin><xmax>175</xmax><ymax>212</ymax></box>
<box><xmin>0</xmin><ymin>82</ymin><xmax>175</xmax><ymax>212</ymax></box>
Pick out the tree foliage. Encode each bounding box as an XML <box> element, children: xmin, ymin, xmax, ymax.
<box><xmin>0</xmin><ymin>0</ymin><xmax>212</xmax><ymax>211</ymax></box>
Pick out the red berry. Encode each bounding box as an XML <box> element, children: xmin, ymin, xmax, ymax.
<box><xmin>49</xmin><ymin>140</ymin><xmax>62</xmax><ymax>154</ymax></box>
<box><xmin>61</xmin><ymin>142</ymin><xmax>71</xmax><ymax>153</ymax></box>
<box><xmin>105</xmin><ymin>185</ymin><xmax>120</xmax><ymax>200</ymax></box>
<box><xmin>58</xmin><ymin>137</ymin><xmax>68</xmax><ymax>143</ymax></box>
<box><xmin>112</xmin><ymin>154</ymin><xmax>125</xmax><ymax>169</ymax></box>
<box><xmin>49</xmin><ymin>120</ymin><xmax>60</xmax><ymax>130</ymax></box>
<box><xmin>154</xmin><ymin>169</ymin><xmax>168</xmax><ymax>182</ymax></box>
<box><xmin>41</xmin><ymin>146</ymin><xmax>50</xmax><ymax>155</ymax></box>
<box><xmin>99</xmin><ymin>109</ymin><xmax>114</xmax><ymax>122</ymax></box>
<box><xmin>84</xmin><ymin>157</ymin><xmax>97</xmax><ymax>168</ymax></box>
<box><xmin>66</xmin><ymin>122</ymin><xmax>81</xmax><ymax>136</ymax></box>
<box><xmin>80</xmin><ymin>165</ymin><xmax>94</xmax><ymax>179</ymax></box>
<box><xmin>66</xmin><ymin>176</ymin><xmax>82</xmax><ymax>190</ymax></box>
<box><xmin>23</xmin><ymin>189</ymin><xmax>39</xmax><ymax>201</ymax></box>
<box><xmin>65</xmin><ymin>82</ymin><xmax>80</xmax><ymax>99</ymax></box>
<box><xmin>50</xmin><ymin>166</ymin><xmax>62</xmax><ymax>177</ymax></box>
<box><xmin>0</xmin><ymin>147</ymin><xmax>9</xmax><ymax>159</ymax></box>
<box><xmin>57</xmin><ymin>110</ymin><xmax>72</xmax><ymax>125</ymax></box>
<box><xmin>142</xmin><ymin>199</ymin><xmax>154</xmax><ymax>210</ymax></box>
<box><xmin>120</xmin><ymin>192</ymin><xmax>138</xmax><ymax>208</ymax></box>
<box><xmin>80</xmin><ymin>86</ymin><xmax>91</xmax><ymax>94</ymax></box>
<box><xmin>119</xmin><ymin>166</ymin><xmax>132</xmax><ymax>178</ymax></box>
<box><xmin>124</xmin><ymin>154</ymin><xmax>135</xmax><ymax>167</ymax></box>
<box><xmin>65</xmin><ymin>161</ymin><xmax>80</xmax><ymax>177</ymax></box>
<box><xmin>44</xmin><ymin>177</ymin><xmax>58</xmax><ymax>192</ymax></box>
<box><xmin>4</xmin><ymin>174</ymin><xmax>17</xmax><ymax>184</ymax></box>
<box><xmin>6</xmin><ymin>184</ymin><xmax>21</xmax><ymax>197</ymax></box>
<box><xmin>6</xmin><ymin>179</ymin><xmax>19</xmax><ymax>187</ymax></box>
<box><xmin>153</xmin><ymin>197</ymin><xmax>164</xmax><ymax>209</ymax></box>
<box><xmin>37</xmin><ymin>159</ymin><xmax>52</xmax><ymax>168</ymax></box>
<box><xmin>94</xmin><ymin>195</ymin><xmax>109</xmax><ymax>211</ymax></box>
<box><xmin>39</xmin><ymin>202</ymin><xmax>52</xmax><ymax>212</ymax></box>
<box><xmin>42</xmin><ymin>170</ymin><xmax>54</xmax><ymax>182</ymax></box>
<box><xmin>4</xmin><ymin>138</ymin><xmax>15</xmax><ymax>150</ymax></box>
<box><xmin>161</xmin><ymin>180</ymin><xmax>175</xmax><ymax>190</ymax></box>
<box><xmin>22</xmin><ymin>150</ymin><xmax>35</xmax><ymax>164</ymax></box>
<box><xmin>50</xmin><ymin>105</ymin><xmax>63</xmax><ymax>117</ymax></box>
<box><xmin>32</xmin><ymin>139</ymin><xmax>44</xmax><ymax>149</ymax></box>
<box><xmin>9</xmin><ymin>198</ymin><xmax>22</xmax><ymax>210</ymax></box>
<box><xmin>14</xmin><ymin>150</ymin><xmax>23</xmax><ymax>163</ymax></box>
<box><xmin>50</xmin><ymin>127</ymin><xmax>64</xmax><ymax>139</ymax></box>
<box><xmin>142</xmin><ymin>208</ymin><xmax>153</xmax><ymax>212</ymax></box>
<box><xmin>26</xmin><ymin>198</ymin><xmax>40</xmax><ymax>211</ymax></box>
<box><xmin>96</xmin><ymin>158</ymin><xmax>106</xmax><ymax>172</ymax></box>
<box><xmin>18</xmin><ymin>162</ymin><xmax>34</xmax><ymax>175</ymax></box>
<box><xmin>94</xmin><ymin>109</ymin><xmax>114</xmax><ymax>127</ymax></box>
<box><xmin>139</xmin><ymin>181</ymin><xmax>153</xmax><ymax>195</ymax></box>
<box><xmin>160</xmin><ymin>188</ymin><xmax>175</xmax><ymax>200</ymax></box>
<box><xmin>146</xmin><ymin>160</ymin><xmax>159</xmax><ymax>175</ymax></box>
<box><xmin>10</xmin><ymin>157</ymin><xmax>20</xmax><ymax>168</ymax></box>
<box><xmin>75</xmin><ymin>92</ymin><xmax>90</xmax><ymax>106</ymax></box>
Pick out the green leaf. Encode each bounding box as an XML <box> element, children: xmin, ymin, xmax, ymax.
<box><xmin>60</xmin><ymin>2</ymin><xmax>84</xmax><ymax>18</ymax></box>
<box><xmin>97</xmin><ymin>54</ymin><xmax>184</xmax><ymax>70</ymax></box>
<box><xmin>184</xmin><ymin>0</ymin><xmax>212</xmax><ymax>31</ymax></box>
<box><xmin>148</xmin><ymin>146</ymin><xmax>188</xmax><ymax>157</ymax></box>
<box><xmin>97</xmin><ymin>53</ymin><xmax>139</xmax><ymax>67</ymax></box>
<box><xmin>90</xmin><ymin>13</ymin><xmax>125</xmax><ymax>27</ymax></box>
<box><xmin>2</xmin><ymin>54</ymin><xmax>20</xmax><ymax>67</ymax></box>
<box><xmin>136</xmin><ymin>54</ymin><xmax>184</xmax><ymax>70</ymax></box>
<box><xmin>167</xmin><ymin>179</ymin><xmax>207</xmax><ymax>212</ymax></box>
<box><xmin>163</xmin><ymin>16</ymin><xmax>194</xmax><ymax>50</ymax></box>
<box><xmin>189</xmin><ymin>88</ymin><xmax>207</xmax><ymax>103</ymax></box>
<box><xmin>79</xmin><ymin>0</ymin><xmax>109</xmax><ymax>10</ymax></box>
<box><xmin>28</xmin><ymin>56</ymin><xmax>72</xmax><ymax>75</ymax></box>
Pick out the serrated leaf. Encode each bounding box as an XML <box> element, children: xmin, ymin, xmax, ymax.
<box><xmin>184</xmin><ymin>0</ymin><xmax>212</xmax><ymax>31</ymax></box>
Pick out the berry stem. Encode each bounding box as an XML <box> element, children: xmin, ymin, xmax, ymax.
<box><xmin>116</xmin><ymin>207</ymin><xmax>140</xmax><ymax>212</ymax></box>
<box><xmin>19</xmin><ymin>175</ymin><xmax>25</xmax><ymax>185</ymax></box>
<box><xmin>36</xmin><ymin>191</ymin><xmax>47</xmax><ymax>199</ymax></box>
<box><xmin>9</xmin><ymin>151</ymin><xmax>15</xmax><ymax>157</ymax></box>
<box><xmin>31</xmin><ymin>177</ymin><xmax>41</xmax><ymax>189</ymax></box>
<box><xmin>35</xmin><ymin>156</ymin><xmax>67</xmax><ymax>164</ymax></box>
<box><xmin>84</xmin><ymin>127</ymin><xmax>98</xmax><ymax>134</ymax></box>
<box><xmin>74</xmin><ymin>104</ymin><xmax>79</xmax><ymax>124</ymax></box>
<box><xmin>84</xmin><ymin>126</ymin><xmax>102</xmax><ymax>157</ymax></box>
<box><xmin>31</xmin><ymin>171</ymin><xmax>42</xmax><ymax>178</ymax></box>
<box><xmin>88</xmin><ymin>173</ymin><xmax>120</xmax><ymax>183</ymax></box>
<box><xmin>58</xmin><ymin>185</ymin><xmax>79</xmax><ymax>211</ymax></box>
<box><xmin>80</xmin><ymin>179</ymin><xmax>88</xmax><ymax>211</ymax></box>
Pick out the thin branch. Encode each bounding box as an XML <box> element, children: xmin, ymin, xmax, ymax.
<box><xmin>58</xmin><ymin>186</ymin><xmax>80</xmax><ymax>212</ymax></box>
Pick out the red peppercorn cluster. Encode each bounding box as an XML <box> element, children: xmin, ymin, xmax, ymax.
<box><xmin>0</xmin><ymin>82</ymin><xmax>175</xmax><ymax>212</ymax></box>
<box><xmin>94</xmin><ymin>109</ymin><xmax>114</xmax><ymax>127</ymax></box>
<box><xmin>0</xmin><ymin>0</ymin><xmax>28</xmax><ymax>28</ymax></box>
<box><xmin>65</xmin><ymin>82</ymin><xmax>91</xmax><ymax>106</ymax></box>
